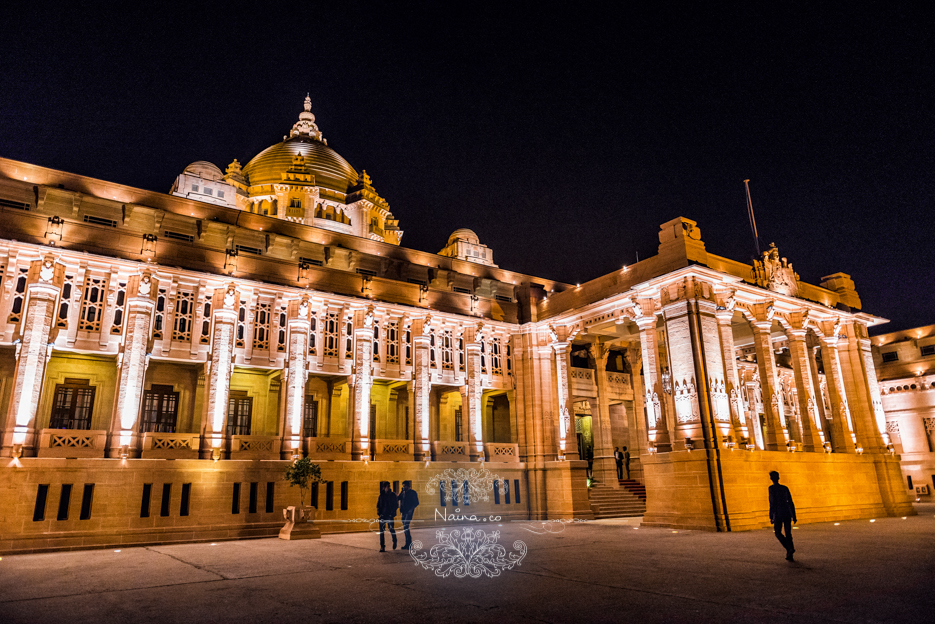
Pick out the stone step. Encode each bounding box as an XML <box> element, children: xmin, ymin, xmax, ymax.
<box><xmin>588</xmin><ymin>483</ymin><xmax>646</xmax><ymax>519</ymax></box>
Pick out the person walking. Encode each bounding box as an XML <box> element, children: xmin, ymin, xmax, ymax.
<box><xmin>376</xmin><ymin>482</ymin><xmax>398</xmax><ymax>552</ymax></box>
<box><xmin>623</xmin><ymin>446</ymin><xmax>631</xmax><ymax>479</ymax></box>
<box><xmin>398</xmin><ymin>480</ymin><xmax>420</xmax><ymax>550</ymax></box>
<box><xmin>614</xmin><ymin>447</ymin><xmax>624</xmax><ymax>480</ymax></box>
<box><xmin>768</xmin><ymin>470</ymin><xmax>797</xmax><ymax>561</ymax></box>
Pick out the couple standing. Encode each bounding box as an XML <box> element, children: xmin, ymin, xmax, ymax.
<box><xmin>376</xmin><ymin>480</ymin><xmax>420</xmax><ymax>552</ymax></box>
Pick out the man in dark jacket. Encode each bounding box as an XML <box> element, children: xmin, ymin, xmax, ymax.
<box><xmin>768</xmin><ymin>471</ymin><xmax>797</xmax><ymax>561</ymax></box>
<box><xmin>376</xmin><ymin>482</ymin><xmax>398</xmax><ymax>552</ymax></box>
<box><xmin>398</xmin><ymin>480</ymin><xmax>420</xmax><ymax>550</ymax></box>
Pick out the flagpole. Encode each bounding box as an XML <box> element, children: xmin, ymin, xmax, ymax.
<box><xmin>743</xmin><ymin>179</ymin><xmax>760</xmax><ymax>256</ymax></box>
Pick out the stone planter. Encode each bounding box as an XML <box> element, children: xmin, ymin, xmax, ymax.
<box><xmin>278</xmin><ymin>505</ymin><xmax>321</xmax><ymax>540</ymax></box>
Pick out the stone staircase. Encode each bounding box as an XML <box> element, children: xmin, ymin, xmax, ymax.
<box><xmin>588</xmin><ymin>479</ymin><xmax>647</xmax><ymax>519</ymax></box>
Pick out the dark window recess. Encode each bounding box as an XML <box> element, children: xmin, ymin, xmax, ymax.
<box><xmin>454</xmin><ymin>407</ymin><xmax>463</xmax><ymax>442</ymax></box>
<box><xmin>303</xmin><ymin>398</ymin><xmax>318</xmax><ymax>438</ymax></box>
<box><xmin>921</xmin><ymin>345</ymin><xmax>935</xmax><ymax>357</ymax></box>
<box><xmin>249</xmin><ymin>482</ymin><xmax>259</xmax><ymax>514</ymax></box>
<box><xmin>356</xmin><ymin>268</ymin><xmax>377</xmax><ymax>277</ymax></box>
<box><xmin>908</xmin><ymin>475</ymin><xmax>914</xmax><ymax>490</ymax></box>
<box><xmin>164</xmin><ymin>231</ymin><xmax>194</xmax><ymax>243</ymax></box>
<box><xmin>326</xmin><ymin>481</ymin><xmax>334</xmax><ymax>511</ymax></box>
<box><xmin>235</xmin><ymin>245</ymin><xmax>262</xmax><ymax>256</ymax></box>
<box><xmin>49</xmin><ymin>380</ymin><xmax>95</xmax><ymax>430</ymax></box>
<box><xmin>180</xmin><ymin>483</ymin><xmax>191</xmax><ymax>517</ymax></box>
<box><xmin>232</xmin><ymin>483</ymin><xmax>241</xmax><ymax>514</ymax></box>
<box><xmin>881</xmin><ymin>351</ymin><xmax>899</xmax><ymax>363</ymax></box>
<box><xmin>340</xmin><ymin>481</ymin><xmax>349</xmax><ymax>510</ymax></box>
<box><xmin>299</xmin><ymin>256</ymin><xmax>323</xmax><ymax>266</ymax></box>
<box><xmin>514</xmin><ymin>480</ymin><xmax>521</xmax><ymax>504</ymax></box>
<box><xmin>0</xmin><ymin>198</ymin><xmax>29</xmax><ymax>210</ymax></box>
<box><xmin>227</xmin><ymin>393</ymin><xmax>253</xmax><ymax>436</ymax></box>
<box><xmin>79</xmin><ymin>484</ymin><xmax>94</xmax><ymax>520</ymax></box>
<box><xmin>504</xmin><ymin>480</ymin><xmax>511</xmax><ymax>504</ymax></box>
<box><xmin>57</xmin><ymin>484</ymin><xmax>72</xmax><ymax>521</ymax></box>
<box><xmin>140</xmin><ymin>385</ymin><xmax>179</xmax><ymax>433</ymax></box>
<box><xmin>463</xmin><ymin>481</ymin><xmax>470</xmax><ymax>505</ymax></box>
<box><xmin>493</xmin><ymin>480</ymin><xmax>501</xmax><ymax>504</ymax></box>
<box><xmin>451</xmin><ymin>480</ymin><xmax>459</xmax><ymax>506</ymax></box>
<box><xmin>495</xmin><ymin>295</ymin><xmax>512</xmax><ymax>303</ymax></box>
<box><xmin>33</xmin><ymin>484</ymin><xmax>50</xmax><ymax>521</ymax></box>
<box><xmin>160</xmin><ymin>483</ymin><xmax>172</xmax><ymax>517</ymax></box>
<box><xmin>83</xmin><ymin>214</ymin><xmax>117</xmax><ymax>228</ymax></box>
<box><xmin>141</xmin><ymin>483</ymin><xmax>152</xmax><ymax>518</ymax></box>
<box><xmin>266</xmin><ymin>482</ymin><xmax>275</xmax><ymax>513</ymax></box>
<box><xmin>407</xmin><ymin>278</ymin><xmax>427</xmax><ymax>287</ymax></box>
<box><xmin>311</xmin><ymin>482</ymin><xmax>319</xmax><ymax>508</ymax></box>
<box><xmin>453</xmin><ymin>286</ymin><xmax>472</xmax><ymax>294</ymax></box>
<box><xmin>440</xmin><ymin>481</ymin><xmax>446</xmax><ymax>507</ymax></box>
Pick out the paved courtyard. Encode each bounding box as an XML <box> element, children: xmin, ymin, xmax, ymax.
<box><xmin>1</xmin><ymin>507</ymin><xmax>933</xmax><ymax>624</ymax></box>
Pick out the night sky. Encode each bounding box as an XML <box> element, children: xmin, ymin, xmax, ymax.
<box><xmin>1</xmin><ymin>3</ymin><xmax>932</xmax><ymax>333</ymax></box>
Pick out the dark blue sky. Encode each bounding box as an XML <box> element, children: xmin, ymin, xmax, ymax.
<box><xmin>1</xmin><ymin>2</ymin><xmax>932</xmax><ymax>332</ymax></box>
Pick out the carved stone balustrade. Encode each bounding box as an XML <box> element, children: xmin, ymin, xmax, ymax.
<box><xmin>605</xmin><ymin>372</ymin><xmax>633</xmax><ymax>400</ymax></box>
<box><xmin>230</xmin><ymin>435</ymin><xmax>282</xmax><ymax>460</ymax></box>
<box><xmin>484</xmin><ymin>442</ymin><xmax>520</xmax><ymax>463</ymax></box>
<box><xmin>141</xmin><ymin>433</ymin><xmax>201</xmax><ymax>459</ymax></box>
<box><xmin>37</xmin><ymin>429</ymin><xmax>108</xmax><ymax>458</ymax></box>
<box><xmin>432</xmin><ymin>440</ymin><xmax>471</xmax><ymax>462</ymax></box>
<box><xmin>373</xmin><ymin>439</ymin><xmax>414</xmax><ymax>461</ymax></box>
<box><xmin>569</xmin><ymin>367</ymin><xmax>597</xmax><ymax>398</ymax></box>
<box><xmin>305</xmin><ymin>437</ymin><xmax>351</xmax><ymax>461</ymax></box>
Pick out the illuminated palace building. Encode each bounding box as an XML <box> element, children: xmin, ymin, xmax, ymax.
<box><xmin>0</xmin><ymin>98</ymin><xmax>912</xmax><ymax>553</ymax></box>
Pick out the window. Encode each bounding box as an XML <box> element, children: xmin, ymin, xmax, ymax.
<box><xmin>164</xmin><ymin>230</ymin><xmax>194</xmax><ymax>243</ymax></box>
<box><xmin>492</xmin><ymin>338</ymin><xmax>503</xmax><ymax>375</ymax></box>
<box><xmin>226</xmin><ymin>392</ymin><xmax>253</xmax><ymax>436</ymax></box>
<box><xmin>303</xmin><ymin>398</ymin><xmax>318</xmax><ymax>438</ymax></box>
<box><xmin>49</xmin><ymin>379</ymin><xmax>95</xmax><ymax>429</ymax></box>
<box><xmin>386</xmin><ymin>321</ymin><xmax>399</xmax><ymax>364</ymax></box>
<box><xmin>56</xmin><ymin>274</ymin><xmax>75</xmax><ymax>329</ymax></box>
<box><xmin>881</xmin><ymin>351</ymin><xmax>899</xmax><ymax>363</ymax></box>
<box><xmin>192</xmin><ymin>184</ymin><xmax>200</xmax><ymax>192</ymax></box>
<box><xmin>110</xmin><ymin>282</ymin><xmax>127</xmax><ymax>334</ymax></box>
<box><xmin>140</xmin><ymin>385</ymin><xmax>179</xmax><ymax>433</ymax></box>
<box><xmin>172</xmin><ymin>291</ymin><xmax>194</xmax><ymax>342</ymax></box>
<box><xmin>217</xmin><ymin>190</ymin><xmax>225</xmax><ymax>199</ymax></box>
<box><xmin>290</xmin><ymin>198</ymin><xmax>302</xmax><ymax>208</ymax></box>
<box><xmin>441</xmin><ymin>330</ymin><xmax>453</xmax><ymax>370</ymax></box>
<box><xmin>324</xmin><ymin>312</ymin><xmax>340</xmax><ymax>357</ymax></box>
<box><xmin>78</xmin><ymin>276</ymin><xmax>106</xmax><ymax>331</ymax></box>
<box><xmin>253</xmin><ymin>302</ymin><xmax>270</xmax><ymax>350</ymax></box>
<box><xmin>153</xmin><ymin>288</ymin><xmax>167</xmax><ymax>339</ymax></box>
<box><xmin>921</xmin><ymin>345</ymin><xmax>935</xmax><ymax>357</ymax></box>
<box><xmin>204</xmin><ymin>188</ymin><xmax>213</xmax><ymax>196</ymax></box>
<box><xmin>200</xmin><ymin>301</ymin><xmax>212</xmax><ymax>344</ymax></box>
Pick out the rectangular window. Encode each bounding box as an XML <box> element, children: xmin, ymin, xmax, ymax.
<box><xmin>326</xmin><ymin>481</ymin><xmax>334</xmax><ymax>511</ymax></box>
<box><xmin>440</xmin><ymin>481</ymin><xmax>447</xmax><ymax>507</ymax></box>
<box><xmin>232</xmin><ymin>483</ymin><xmax>241</xmax><ymax>514</ymax></box>
<box><xmin>226</xmin><ymin>393</ymin><xmax>253</xmax><ymax>436</ymax></box>
<box><xmin>881</xmin><ymin>351</ymin><xmax>899</xmax><ymax>362</ymax></box>
<box><xmin>386</xmin><ymin>321</ymin><xmax>399</xmax><ymax>364</ymax></box>
<box><xmin>0</xmin><ymin>197</ymin><xmax>29</xmax><ymax>210</ymax></box>
<box><xmin>303</xmin><ymin>398</ymin><xmax>318</xmax><ymax>438</ymax></box>
<box><xmin>236</xmin><ymin>245</ymin><xmax>262</xmax><ymax>256</ymax></box>
<box><xmin>110</xmin><ymin>282</ymin><xmax>127</xmax><ymax>334</ymax></box>
<box><xmin>453</xmin><ymin>286</ymin><xmax>472</xmax><ymax>294</ymax></box>
<box><xmin>49</xmin><ymin>380</ymin><xmax>95</xmax><ymax>430</ymax></box>
<box><xmin>249</xmin><ymin>482</ymin><xmax>258</xmax><ymax>514</ymax></box>
<box><xmin>514</xmin><ymin>479</ymin><xmax>521</xmax><ymax>504</ymax></box>
<box><xmin>78</xmin><ymin>275</ymin><xmax>106</xmax><ymax>331</ymax></box>
<box><xmin>324</xmin><ymin>312</ymin><xmax>340</xmax><ymax>357</ymax></box>
<box><xmin>160</xmin><ymin>483</ymin><xmax>172</xmax><ymax>517</ymax></box>
<box><xmin>253</xmin><ymin>302</ymin><xmax>271</xmax><ymax>350</ymax></box>
<box><xmin>454</xmin><ymin>407</ymin><xmax>463</xmax><ymax>442</ymax></box>
<box><xmin>463</xmin><ymin>481</ymin><xmax>470</xmax><ymax>505</ymax></box>
<box><xmin>204</xmin><ymin>188</ymin><xmax>213</xmax><ymax>196</ymax></box>
<box><xmin>200</xmin><ymin>301</ymin><xmax>212</xmax><ymax>344</ymax></box>
<box><xmin>82</xmin><ymin>214</ymin><xmax>117</xmax><ymax>228</ymax></box>
<box><xmin>153</xmin><ymin>288</ymin><xmax>167</xmax><ymax>339</ymax></box>
<box><xmin>141</xmin><ymin>483</ymin><xmax>152</xmax><ymax>518</ymax></box>
<box><xmin>79</xmin><ymin>484</ymin><xmax>94</xmax><ymax>520</ymax></box>
<box><xmin>140</xmin><ymin>385</ymin><xmax>179</xmax><ymax>433</ymax></box>
<box><xmin>492</xmin><ymin>338</ymin><xmax>503</xmax><ymax>375</ymax></box>
<box><xmin>441</xmin><ymin>330</ymin><xmax>454</xmax><ymax>370</ymax></box>
<box><xmin>164</xmin><ymin>230</ymin><xmax>194</xmax><ymax>243</ymax></box>
<box><xmin>451</xmin><ymin>480</ymin><xmax>459</xmax><ymax>506</ymax></box>
<box><xmin>57</xmin><ymin>484</ymin><xmax>72</xmax><ymax>521</ymax></box>
<box><xmin>921</xmin><ymin>345</ymin><xmax>935</xmax><ymax>357</ymax></box>
<box><xmin>908</xmin><ymin>475</ymin><xmax>913</xmax><ymax>490</ymax></box>
<box><xmin>495</xmin><ymin>295</ymin><xmax>512</xmax><ymax>303</ymax></box>
<box><xmin>33</xmin><ymin>484</ymin><xmax>49</xmax><ymax>521</ymax></box>
<box><xmin>311</xmin><ymin>482</ymin><xmax>319</xmax><ymax>508</ymax></box>
<box><xmin>299</xmin><ymin>256</ymin><xmax>323</xmax><ymax>267</ymax></box>
<box><xmin>266</xmin><ymin>482</ymin><xmax>275</xmax><ymax>513</ymax></box>
<box><xmin>180</xmin><ymin>483</ymin><xmax>191</xmax><ymax>517</ymax></box>
<box><xmin>504</xmin><ymin>480</ymin><xmax>511</xmax><ymax>504</ymax></box>
<box><xmin>172</xmin><ymin>291</ymin><xmax>195</xmax><ymax>342</ymax></box>
<box><xmin>493</xmin><ymin>480</ymin><xmax>500</xmax><ymax>505</ymax></box>
<box><xmin>340</xmin><ymin>481</ymin><xmax>349</xmax><ymax>510</ymax></box>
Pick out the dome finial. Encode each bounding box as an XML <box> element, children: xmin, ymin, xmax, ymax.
<box><xmin>290</xmin><ymin>94</ymin><xmax>323</xmax><ymax>141</ymax></box>
<box><xmin>304</xmin><ymin>94</ymin><xmax>312</xmax><ymax>112</ymax></box>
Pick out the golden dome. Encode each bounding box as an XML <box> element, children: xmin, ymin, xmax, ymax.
<box><xmin>241</xmin><ymin>96</ymin><xmax>359</xmax><ymax>193</ymax></box>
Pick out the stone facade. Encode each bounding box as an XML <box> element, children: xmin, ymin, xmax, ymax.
<box><xmin>0</xmin><ymin>100</ymin><xmax>913</xmax><ymax>553</ymax></box>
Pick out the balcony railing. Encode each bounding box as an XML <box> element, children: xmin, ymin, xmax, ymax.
<box><xmin>37</xmin><ymin>429</ymin><xmax>108</xmax><ymax>458</ymax></box>
<box><xmin>373</xmin><ymin>438</ymin><xmax>414</xmax><ymax>461</ymax></box>
<box><xmin>230</xmin><ymin>435</ymin><xmax>281</xmax><ymax>460</ymax></box>
<box><xmin>432</xmin><ymin>440</ymin><xmax>470</xmax><ymax>461</ymax></box>
<box><xmin>142</xmin><ymin>433</ymin><xmax>200</xmax><ymax>459</ymax></box>
<box><xmin>306</xmin><ymin>437</ymin><xmax>351</xmax><ymax>461</ymax></box>
<box><xmin>484</xmin><ymin>442</ymin><xmax>520</xmax><ymax>463</ymax></box>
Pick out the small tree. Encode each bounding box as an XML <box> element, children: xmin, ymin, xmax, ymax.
<box><xmin>284</xmin><ymin>457</ymin><xmax>322</xmax><ymax>506</ymax></box>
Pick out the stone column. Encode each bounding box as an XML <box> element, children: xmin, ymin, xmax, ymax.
<box><xmin>750</xmin><ymin>308</ymin><xmax>785</xmax><ymax>450</ymax></box>
<box><xmin>819</xmin><ymin>331</ymin><xmax>856</xmax><ymax>453</ymax></box>
<box><xmin>838</xmin><ymin>320</ymin><xmax>886</xmax><ymax>453</ymax></box>
<box><xmin>411</xmin><ymin>315</ymin><xmax>432</xmax><ymax>460</ymax></box>
<box><xmin>2</xmin><ymin>256</ymin><xmax>63</xmax><ymax>457</ymax></box>
<box><xmin>350</xmin><ymin>307</ymin><xmax>374</xmax><ymax>461</ymax></box>
<box><xmin>714</xmin><ymin>301</ymin><xmax>748</xmax><ymax>443</ymax></box>
<box><xmin>203</xmin><ymin>283</ymin><xmax>240</xmax><ymax>457</ymax></box>
<box><xmin>110</xmin><ymin>272</ymin><xmax>159</xmax><ymax>458</ymax></box>
<box><xmin>463</xmin><ymin>323</ymin><xmax>484</xmax><ymax>461</ymax></box>
<box><xmin>282</xmin><ymin>296</ymin><xmax>311</xmax><ymax>457</ymax></box>
<box><xmin>624</xmin><ymin>345</ymin><xmax>646</xmax><ymax>477</ymax></box>
<box><xmin>589</xmin><ymin>339</ymin><xmax>618</xmax><ymax>486</ymax></box>
<box><xmin>634</xmin><ymin>314</ymin><xmax>672</xmax><ymax>452</ymax></box>
<box><xmin>550</xmin><ymin>330</ymin><xmax>578</xmax><ymax>459</ymax></box>
<box><xmin>661</xmin><ymin>298</ymin><xmax>704</xmax><ymax>447</ymax></box>
<box><xmin>785</xmin><ymin>323</ymin><xmax>823</xmax><ymax>452</ymax></box>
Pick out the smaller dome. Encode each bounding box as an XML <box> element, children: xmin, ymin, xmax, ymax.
<box><xmin>448</xmin><ymin>228</ymin><xmax>480</xmax><ymax>246</ymax></box>
<box><xmin>183</xmin><ymin>161</ymin><xmax>224</xmax><ymax>180</ymax></box>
